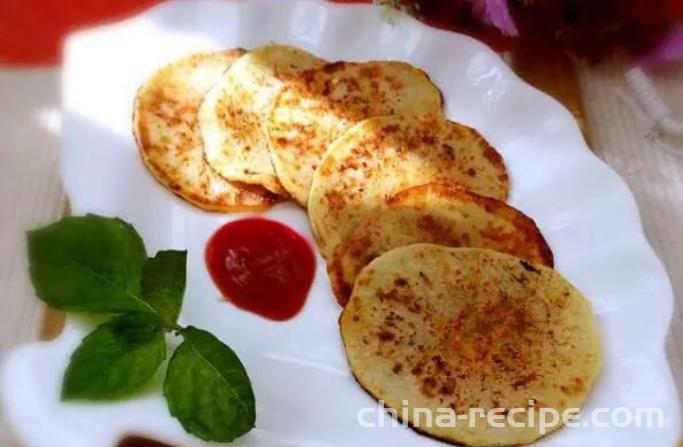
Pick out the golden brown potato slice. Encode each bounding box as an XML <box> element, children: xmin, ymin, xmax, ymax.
<box><xmin>308</xmin><ymin>114</ymin><xmax>508</xmax><ymax>259</ymax></box>
<box><xmin>341</xmin><ymin>245</ymin><xmax>601</xmax><ymax>446</ymax></box>
<box><xmin>266</xmin><ymin>61</ymin><xmax>443</xmax><ymax>206</ymax></box>
<box><xmin>134</xmin><ymin>50</ymin><xmax>281</xmax><ymax>212</ymax></box>
<box><xmin>199</xmin><ymin>44</ymin><xmax>325</xmax><ymax>195</ymax></box>
<box><xmin>329</xmin><ymin>183</ymin><xmax>553</xmax><ymax>306</ymax></box>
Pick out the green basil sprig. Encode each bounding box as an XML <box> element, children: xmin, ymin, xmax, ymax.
<box><xmin>27</xmin><ymin>214</ymin><xmax>255</xmax><ymax>442</ymax></box>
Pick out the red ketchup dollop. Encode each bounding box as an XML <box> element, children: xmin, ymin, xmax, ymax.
<box><xmin>205</xmin><ymin>218</ymin><xmax>316</xmax><ymax>321</ymax></box>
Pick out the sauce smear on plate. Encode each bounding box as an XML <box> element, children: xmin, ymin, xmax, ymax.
<box><xmin>205</xmin><ymin>218</ymin><xmax>316</xmax><ymax>321</ymax></box>
<box><xmin>117</xmin><ymin>435</ymin><xmax>174</xmax><ymax>447</ymax></box>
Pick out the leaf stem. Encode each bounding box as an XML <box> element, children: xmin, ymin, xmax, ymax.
<box><xmin>167</xmin><ymin>322</ymin><xmax>184</xmax><ymax>334</ymax></box>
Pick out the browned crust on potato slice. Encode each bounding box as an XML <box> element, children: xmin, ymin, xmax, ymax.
<box><xmin>309</xmin><ymin>114</ymin><xmax>509</xmax><ymax>260</ymax></box>
<box><xmin>133</xmin><ymin>50</ymin><xmax>282</xmax><ymax>212</ymax></box>
<box><xmin>329</xmin><ymin>183</ymin><xmax>552</xmax><ymax>306</ymax></box>
<box><xmin>340</xmin><ymin>245</ymin><xmax>601</xmax><ymax>446</ymax></box>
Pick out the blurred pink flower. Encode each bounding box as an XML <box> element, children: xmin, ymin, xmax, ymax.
<box><xmin>472</xmin><ymin>0</ymin><xmax>518</xmax><ymax>36</ymax></box>
<box><xmin>638</xmin><ymin>25</ymin><xmax>683</xmax><ymax>69</ymax></box>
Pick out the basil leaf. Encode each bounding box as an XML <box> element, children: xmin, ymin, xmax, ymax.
<box><xmin>62</xmin><ymin>313</ymin><xmax>166</xmax><ymax>400</ymax></box>
<box><xmin>164</xmin><ymin>327</ymin><xmax>255</xmax><ymax>442</ymax></box>
<box><xmin>27</xmin><ymin>214</ymin><xmax>154</xmax><ymax>313</ymax></box>
<box><xmin>141</xmin><ymin>250</ymin><xmax>186</xmax><ymax>327</ymax></box>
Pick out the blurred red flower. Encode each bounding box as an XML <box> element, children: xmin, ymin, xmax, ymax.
<box><xmin>1</xmin><ymin>0</ymin><xmax>681</xmax><ymax>66</ymax></box>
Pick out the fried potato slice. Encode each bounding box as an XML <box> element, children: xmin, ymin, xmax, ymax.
<box><xmin>134</xmin><ymin>50</ymin><xmax>281</xmax><ymax>211</ymax></box>
<box><xmin>341</xmin><ymin>245</ymin><xmax>601</xmax><ymax>446</ymax></box>
<box><xmin>199</xmin><ymin>44</ymin><xmax>325</xmax><ymax>195</ymax></box>
<box><xmin>329</xmin><ymin>183</ymin><xmax>553</xmax><ymax>306</ymax></box>
<box><xmin>308</xmin><ymin>114</ymin><xmax>508</xmax><ymax>259</ymax></box>
<box><xmin>266</xmin><ymin>61</ymin><xmax>443</xmax><ymax>205</ymax></box>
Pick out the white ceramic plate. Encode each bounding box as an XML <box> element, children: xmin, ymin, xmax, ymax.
<box><xmin>2</xmin><ymin>1</ymin><xmax>680</xmax><ymax>446</ymax></box>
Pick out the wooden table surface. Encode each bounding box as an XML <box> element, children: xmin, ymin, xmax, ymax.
<box><xmin>1</xmin><ymin>56</ymin><xmax>682</xmax><ymax>444</ymax></box>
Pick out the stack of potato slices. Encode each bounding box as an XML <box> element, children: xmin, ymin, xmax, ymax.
<box><xmin>133</xmin><ymin>43</ymin><xmax>601</xmax><ymax>446</ymax></box>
